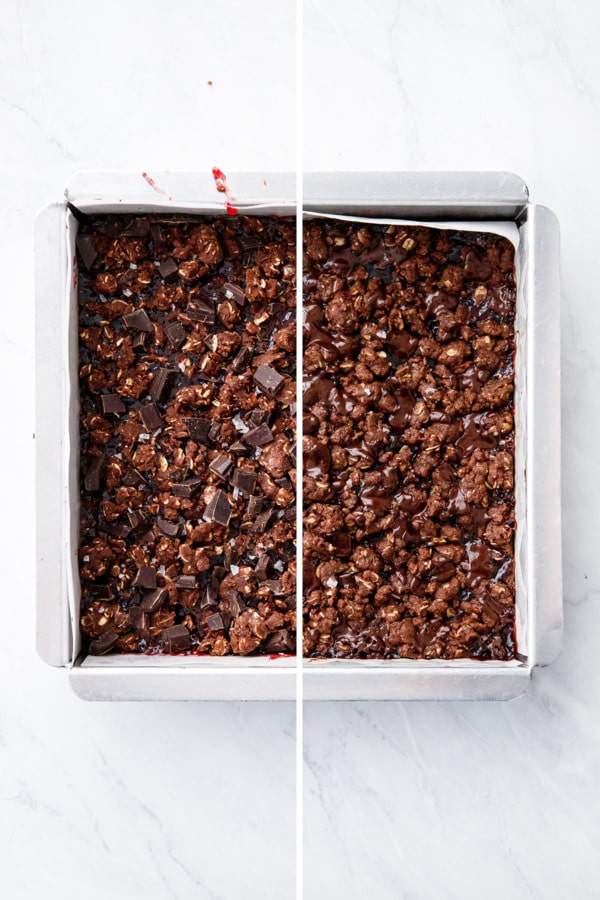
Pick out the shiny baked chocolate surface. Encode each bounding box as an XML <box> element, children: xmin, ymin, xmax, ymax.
<box><xmin>78</xmin><ymin>214</ymin><xmax>296</xmax><ymax>656</ymax></box>
<box><xmin>303</xmin><ymin>220</ymin><xmax>516</xmax><ymax>660</ymax></box>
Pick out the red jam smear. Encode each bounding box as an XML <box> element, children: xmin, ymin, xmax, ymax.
<box><xmin>212</xmin><ymin>167</ymin><xmax>238</xmax><ymax>215</ymax></box>
<box><xmin>142</xmin><ymin>172</ymin><xmax>168</xmax><ymax>196</ymax></box>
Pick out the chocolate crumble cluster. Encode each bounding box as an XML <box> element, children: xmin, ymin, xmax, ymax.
<box><xmin>303</xmin><ymin>220</ymin><xmax>516</xmax><ymax>660</ymax></box>
<box><xmin>77</xmin><ymin>214</ymin><xmax>296</xmax><ymax>656</ymax></box>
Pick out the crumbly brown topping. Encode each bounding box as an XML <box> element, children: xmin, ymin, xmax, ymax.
<box><xmin>303</xmin><ymin>220</ymin><xmax>516</xmax><ymax>660</ymax></box>
<box><xmin>78</xmin><ymin>215</ymin><xmax>296</xmax><ymax>656</ymax></box>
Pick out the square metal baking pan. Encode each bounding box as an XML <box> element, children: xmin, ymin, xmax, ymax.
<box><xmin>35</xmin><ymin>171</ymin><xmax>561</xmax><ymax>701</ymax></box>
<box><xmin>302</xmin><ymin>171</ymin><xmax>561</xmax><ymax>700</ymax></box>
<box><xmin>35</xmin><ymin>171</ymin><xmax>296</xmax><ymax>701</ymax></box>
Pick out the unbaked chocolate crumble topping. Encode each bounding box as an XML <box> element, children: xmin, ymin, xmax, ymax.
<box><xmin>77</xmin><ymin>209</ymin><xmax>517</xmax><ymax>663</ymax></box>
<box><xmin>302</xmin><ymin>220</ymin><xmax>516</xmax><ymax>660</ymax></box>
<box><xmin>78</xmin><ymin>214</ymin><xmax>296</xmax><ymax>656</ymax></box>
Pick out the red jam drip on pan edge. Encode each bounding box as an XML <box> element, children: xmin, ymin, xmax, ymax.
<box><xmin>212</xmin><ymin>167</ymin><xmax>238</xmax><ymax>215</ymax></box>
<box><xmin>142</xmin><ymin>172</ymin><xmax>168</xmax><ymax>196</ymax></box>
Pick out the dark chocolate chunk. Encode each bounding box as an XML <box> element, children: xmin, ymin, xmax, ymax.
<box><xmin>149</xmin><ymin>368</ymin><xmax>176</xmax><ymax>404</ymax></box>
<box><xmin>84</xmin><ymin>455</ymin><xmax>103</xmax><ymax>491</ymax></box>
<box><xmin>250</xmin><ymin>508</ymin><xmax>274</xmax><ymax>532</ymax></box>
<box><xmin>247</xmin><ymin>495</ymin><xmax>264</xmax><ymax>516</ymax></box>
<box><xmin>254</xmin><ymin>364</ymin><xmax>284</xmax><ymax>397</ymax></box>
<box><xmin>231</xmin><ymin>346</ymin><xmax>252</xmax><ymax>373</ymax></box>
<box><xmin>129</xmin><ymin>607</ymin><xmax>150</xmax><ymax>637</ymax></box>
<box><xmin>171</xmin><ymin>478</ymin><xmax>202</xmax><ymax>498</ymax></box>
<box><xmin>157</xmin><ymin>517</ymin><xmax>179</xmax><ymax>537</ymax></box>
<box><xmin>211</xmin><ymin>566</ymin><xmax>228</xmax><ymax>586</ymax></box>
<box><xmin>223</xmin><ymin>548</ymin><xmax>239</xmax><ymax>568</ymax></box>
<box><xmin>201</xmin><ymin>583</ymin><xmax>218</xmax><ymax>608</ymax></box>
<box><xmin>132</xmin><ymin>332</ymin><xmax>147</xmax><ymax>350</ymax></box>
<box><xmin>209</xmin><ymin>454</ymin><xmax>232</xmax><ymax>478</ymax></box>
<box><xmin>140</xmin><ymin>587</ymin><xmax>168</xmax><ymax>613</ymax></box>
<box><xmin>231</xmin><ymin>468</ymin><xmax>257</xmax><ymax>497</ymax></box>
<box><xmin>221</xmin><ymin>594</ymin><xmax>245</xmax><ymax>617</ymax></box>
<box><xmin>230</xmin><ymin>440</ymin><xmax>247</xmax><ymax>453</ymax></box>
<box><xmin>123</xmin><ymin>309</ymin><xmax>153</xmax><ymax>332</ymax></box>
<box><xmin>100</xmin><ymin>393</ymin><xmax>126</xmax><ymax>415</ymax></box>
<box><xmin>206</xmin><ymin>612</ymin><xmax>225</xmax><ymax>632</ymax></box>
<box><xmin>157</xmin><ymin>258</ymin><xmax>178</xmax><ymax>279</ymax></box>
<box><xmin>89</xmin><ymin>629</ymin><xmax>119</xmax><ymax>655</ymax></box>
<box><xmin>140</xmin><ymin>526</ymin><xmax>158</xmax><ymax>545</ymax></box>
<box><xmin>255</xmin><ymin>552</ymin><xmax>273</xmax><ymax>582</ymax></box>
<box><xmin>177</xmin><ymin>575</ymin><xmax>197</xmax><ymax>590</ymax></box>
<box><xmin>127</xmin><ymin>510</ymin><xmax>149</xmax><ymax>532</ymax></box>
<box><xmin>183</xmin><ymin>417</ymin><xmax>211</xmax><ymax>442</ymax></box>
<box><xmin>98</xmin><ymin>520</ymin><xmax>132</xmax><ymax>539</ymax></box>
<box><xmin>161</xmin><ymin>624</ymin><xmax>190</xmax><ymax>652</ymax></box>
<box><xmin>208</xmin><ymin>422</ymin><xmax>221</xmax><ymax>442</ymax></box>
<box><xmin>249</xmin><ymin>409</ymin><xmax>269</xmax><ymax>427</ymax></box>
<box><xmin>165</xmin><ymin>322</ymin><xmax>186</xmax><ymax>348</ymax></box>
<box><xmin>222</xmin><ymin>282</ymin><xmax>246</xmax><ymax>306</ymax></box>
<box><xmin>124</xmin><ymin>217</ymin><xmax>150</xmax><ymax>237</ymax></box>
<box><xmin>95</xmin><ymin>217</ymin><xmax>122</xmax><ymax>238</ymax></box>
<box><xmin>264</xmin><ymin>630</ymin><xmax>295</xmax><ymax>654</ymax></box>
<box><xmin>238</xmin><ymin>232</ymin><xmax>262</xmax><ymax>250</ymax></box>
<box><xmin>218</xmin><ymin>608</ymin><xmax>232</xmax><ymax>630</ymax></box>
<box><xmin>132</xmin><ymin>566</ymin><xmax>157</xmax><ymax>589</ymax></box>
<box><xmin>76</xmin><ymin>233</ymin><xmax>97</xmax><ymax>271</ymax></box>
<box><xmin>122</xmin><ymin>468</ymin><xmax>146</xmax><ymax>487</ymax></box>
<box><xmin>204</xmin><ymin>284</ymin><xmax>222</xmax><ymax>304</ymax></box>
<box><xmin>86</xmin><ymin>583</ymin><xmax>113</xmax><ymax>599</ymax></box>
<box><xmin>139</xmin><ymin>402</ymin><xmax>163</xmax><ymax>431</ymax></box>
<box><xmin>337</xmin><ymin>573</ymin><xmax>355</xmax><ymax>589</ymax></box>
<box><xmin>186</xmin><ymin>299</ymin><xmax>215</xmax><ymax>323</ymax></box>
<box><xmin>244</xmin><ymin>423</ymin><xmax>274</xmax><ymax>447</ymax></box>
<box><xmin>203</xmin><ymin>489</ymin><xmax>232</xmax><ymax>526</ymax></box>
<box><xmin>150</xmin><ymin>223</ymin><xmax>165</xmax><ymax>249</ymax></box>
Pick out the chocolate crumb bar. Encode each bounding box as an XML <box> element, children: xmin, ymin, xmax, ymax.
<box><xmin>303</xmin><ymin>220</ymin><xmax>516</xmax><ymax>660</ymax></box>
<box><xmin>78</xmin><ymin>214</ymin><xmax>296</xmax><ymax>656</ymax></box>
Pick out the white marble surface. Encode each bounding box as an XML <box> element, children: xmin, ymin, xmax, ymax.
<box><xmin>3</xmin><ymin>0</ymin><xmax>599</xmax><ymax>896</ymax></box>
<box><xmin>304</xmin><ymin>0</ymin><xmax>600</xmax><ymax>897</ymax></box>
<box><xmin>1</xmin><ymin>2</ymin><xmax>295</xmax><ymax>899</ymax></box>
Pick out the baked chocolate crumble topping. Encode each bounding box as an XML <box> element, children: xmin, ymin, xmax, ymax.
<box><xmin>303</xmin><ymin>220</ymin><xmax>516</xmax><ymax>660</ymax></box>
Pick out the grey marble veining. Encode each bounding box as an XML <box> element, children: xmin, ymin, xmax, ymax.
<box><xmin>304</xmin><ymin>0</ymin><xmax>600</xmax><ymax>897</ymax></box>
<box><xmin>2</xmin><ymin>0</ymin><xmax>598</xmax><ymax>896</ymax></box>
<box><xmin>1</xmin><ymin>1</ymin><xmax>296</xmax><ymax>899</ymax></box>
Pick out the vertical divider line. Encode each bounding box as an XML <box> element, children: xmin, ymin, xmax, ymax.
<box><xmin>295</xmin><ymin>0</ymin><xmax>304</xmax><ymax>894</ymax></box>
